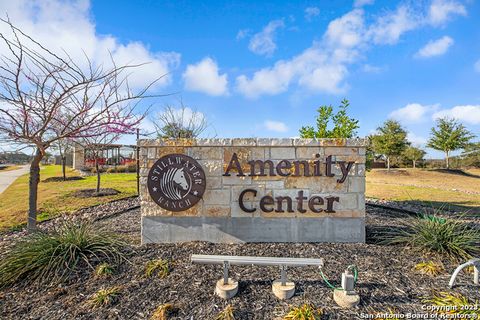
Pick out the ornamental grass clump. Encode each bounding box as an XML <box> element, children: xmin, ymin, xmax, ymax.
<box><xmin>145</xmin><ymin>259</ymin><xmax>170</xmax><ymax>278</ymax></box>
<box><xmin>215</xmin><ymin>305</ymin><xmax>235</xmax><ymax>320</ymax></box>
<box><xmin>88</xmin><ymin>286</ymin><xmax>122</xmax><ymax>308</ymax></box>
<box><xmin>383</xmin><ymin>214</ymin><xmax>480</xmax><ymax>261</ymax></box>
<box><xmin>150</xmin><ymin>303</ymin><xmax>175</xmax><ymax>320</ymax></box>
<box><xmin>424</xmin><ymin>292</ymin><xmax>479</xmax><ymax>316</ymax></box>
<box><xmin>413</xmin><ymin>261</ymin><xmax>444</xmax><ymax>276</ymax></box>
<box><xmin>284</xmin><ymin>303</ymin><xmax>323</xmax><ymax>320</ymax></box>
<box><xmin>0</xmin><ymin>221</ymin><xmax>125</xmax><ymax>287</ymax></box>
<box><xmin>95</xmin><ymin>262</ymin><xmax>115</xmax><ymax>278</ymax></box>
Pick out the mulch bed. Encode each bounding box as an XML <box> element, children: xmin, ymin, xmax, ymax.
<box><xmin>1</xmin><ymin>201</ymin><xmax>479</xmax><ymax>319</ymax></box>
<box><xmin>72</xmin><ymin>188</ymin><xmax>120</xmax><ymax>198</ymax></box>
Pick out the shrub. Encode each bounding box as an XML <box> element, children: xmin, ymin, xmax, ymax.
<box><xmin>215</xmin><ymin>305</ymin><xmax>235</xmax><ymax>320</ymax></box>
<box><xmin>95</xmin><ymin>262</ymin><xmax>114</xmax><ymax>277</ymax></box>
<box><xmin>88</xmin><ymin>286</ymin><xmax>121</xmax><ymax>308</ymax></box>
<box><xmin>284</xmin><ymin>303</ymin><xmax>323</xmax><ymax>320</ymax></box>
<box><xmin>145</xmin><ymin>259</ymin><xmax>170</xmax><ymax>278</ymax></box>
<box><xmin>383</xmin><ymin>214</ymin><xmax>480</xmax><ymax>260</ymax></box>
<box><xmin>150</xmin><ymin>303</ymin><xmax>175</xmax><ymax>320</ymax></box>
<box><xmin>413</xmin><ymin>261</ymin><xmax>444</xmax><ymax>276</ymax></box>
<box><xmin>106</xmin><ymin>167</ymin><xmax>116</xmax><ymax>173</ymax></box>
<box><xmin>90</xmin><ymin>167</ymin><xmax>105</xmax><ymax>174</ymax></box>
<box><xmin>127</xmin><ymin>163</ymin><xmax>137</xmax><ymax>172</ymax></box>
<box><xmin>0</xmin><ymin>221</ymin><xmax>125</xmax><ymax>287</ymax></box>
<box><xmin>116</xmin><ymin>165</ymin><xmax>128</xmax><ymax>173</ymax></box>
<box><xmin>424</xmin><ymin>292</ymin><xmax>479</xmax><ymax>316</ymax></box>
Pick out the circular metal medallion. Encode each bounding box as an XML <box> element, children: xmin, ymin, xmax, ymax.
<box><xmin>147</xmin><ymin>154</ymin><xmax>206</xmax><ymax>212</ymax></box>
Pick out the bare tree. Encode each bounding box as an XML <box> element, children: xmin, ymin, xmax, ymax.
<box><xmin>0</xmin><ymin>19</ymin><xmax>161</xmax><ymax>231</ymax></box>
<box><xmin>76</xmin><ymin>129</ymin><xmax>121</xmax><ymax>193</ymax></box>
<box><xmin>154</xmin><ymin>104</ymin><xmax>208</xmax><ymax>139</ymax></box>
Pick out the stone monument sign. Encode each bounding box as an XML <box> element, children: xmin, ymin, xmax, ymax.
<box><xmin>140</xmin><ymin>138</ymin><xmax>366</xmax><ymax>243</ymax></box>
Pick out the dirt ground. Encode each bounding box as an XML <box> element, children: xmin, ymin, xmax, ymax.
<box><xmin>1</xmin><ymin>200</ymin><xmax>479</xmax><ymax>320</ymax></box>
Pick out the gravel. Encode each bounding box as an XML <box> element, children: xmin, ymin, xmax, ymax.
<box><xmin>1</xmin><ymin>199</ymin><xmax>479</xmax><ymax>320</ymax></box>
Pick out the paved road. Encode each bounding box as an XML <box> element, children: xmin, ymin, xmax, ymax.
<box><xmin>0</xmin><ymin>165</ymin><xmax>30</xmax><ymax>194</ymax></box>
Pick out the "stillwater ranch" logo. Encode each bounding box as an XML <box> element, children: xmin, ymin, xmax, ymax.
<box><xmin>147</xmin><ymin>154</ymin><xmax>206</xmax><ymax>211</ymax></box>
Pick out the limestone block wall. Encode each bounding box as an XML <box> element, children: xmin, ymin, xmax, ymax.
<box><xmin>140</xmin><ymin>138</ymin><xmax>367</xmax><ymax>243</ymax></box>
<box><xmin>72</xmin><ymin>145</ymin><xmax>85</xmax><ymax>170</ymax></box>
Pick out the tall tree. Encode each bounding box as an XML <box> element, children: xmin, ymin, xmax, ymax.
<box><xmin>299</xmin><ymin>99</ymin><xmax>359</xmax><ymax>138</ymax></box>
<box><xmin>427</xmin><ymin>117</ymin><xmax>475</xmax><ymax>169</ymax></box>
<box><xmin>0</xmin><ymin>20</ymin><xmax>159</xmax><ymax>231</ymax></box>
<box><xmin>403</xmin><ymin>146</ymin><xmax>426</xmax><ymax>168</ymax></box>
<box><xmin>371</xmin><ymin>120</ymin><xmax>409</xmax><ymax>170</ymax></box>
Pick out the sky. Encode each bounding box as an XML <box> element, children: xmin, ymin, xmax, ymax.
<box><xmin>0</xmin><ymin>0</ymin><xmax>479</xmax><ymax>158</ymax></box>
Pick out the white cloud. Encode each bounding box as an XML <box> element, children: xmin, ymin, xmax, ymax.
<box><xmin>236</xmin><ymin>10</ymin><xmax>363</xmax><ymax>98</ymax></box>
<box><xmin>474</xmin><ymin>59</ymin><xmax>480</xmax><ymax>73</ymax></box>
<box><xmin>298</xmin><ymin>62</ymin><xmax>347</xmax><ymax>93</ymax></box>
<box><xmin>362</xmin><ymin>64</ymin><xmax>383</xmax><ymax>73</ymax></box>
<box><xmin>407</xmin><ymin>132</ymin><xmax>428</xmax><ymax>146</ymax></box>
<box><xmin>182</xmin><ymin>57</ymin><xmax>228</xmax><ymax>96</ymax></box>
<box><xmin>389</xmin><ymin>103</ymin><xmax>439</xmax><ymax>123</ymax></box>
<box><xmin>248</xmin><ymin>19</ymin><xmax>285</xmax><ymax>57</ymax></box>
<box><xmin>264</xmin><ymin>120</ymin><xmax>288</xmax><ymax>132</ymax></box>
<box><xmin>305</xmin><ymin>7</ymin><xmax>320</xmax><ymax>21</ymax></box>
<box><xmin>433</xmin><ymin>105</ymin><xmax>480</xmax><ymax>125</ymax></box>
<box><xmin>236</xmin><ymin>29</ymin><xmax>250</xmax><ymax>40</ymax></box>
<box><xmin>367</xmin><ymin>5</ymin><xmax>419</xmax><ymax>45</ymax></box>
<box><xmin>416</xmin><ymin>36</ymin><xmax>453</xmax><ymax>58</ymax></box>
<box><xmin>236</xmin><ymin>47</ymin><xmax>348</xmax><ymax>98</ymax></box>
<box><xmin>236</xmin><ymin>60</ymin><xmax>294</xmax><ymax>98</ymax></box>
<box><xmin>428</xmin><ymin>0</ymin><xmax>467</xmax><ymax>26</ymax></box>
<box><xmin>367</xmin><ymin>2</ymin><xmax>465</xmax><ymax>45</ymax></box>
<box><xmin>0</xmin><ymin>0</ymin><xmax>180</xmax><ymax>90</ymax></box>
<box><xmin>354</xmin><ymin>0</ymin><xmax>375</xmax><ymax>8</ymax></box>
<box><xmin>236</xmin><ymin>2</ymin><xmax>468</xmax><ymax>98</ymax></box>
<box><xmin>325</xmin><ymin>9</ymin><xmax>365</xmax><ymax>50</ymax></box>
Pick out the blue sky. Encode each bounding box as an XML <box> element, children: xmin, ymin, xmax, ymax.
<box><xmin>1</xmin><ymin>0</ymin><xmax>480</xmax><ymax>157</ymax></box>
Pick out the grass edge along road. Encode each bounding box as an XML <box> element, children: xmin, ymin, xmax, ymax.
<box><xmin>0</xmin><ymin>165</ymin><xmax>22</xmax><ymax>172</ymax></box>
<box><xmin>0</xmin><ymin>165</ymin><xmax>136</xmax><ymax>231</ymax></box>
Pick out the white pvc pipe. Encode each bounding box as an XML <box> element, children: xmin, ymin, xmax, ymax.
<box><xmin>449</xmin><ymin>258</ymin><xmax>480</xmax><ymax>288</ymax></box>
<box><xmin>191</xmin><ymin>254</ymin><xmax>324</xmax><ymax>267</ymax></box>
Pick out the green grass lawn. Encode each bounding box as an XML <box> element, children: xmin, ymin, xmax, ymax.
<box><xmin>0</xmin><ymin>165</ymin><xmax>136</xmax><ymax>231</ymax></box>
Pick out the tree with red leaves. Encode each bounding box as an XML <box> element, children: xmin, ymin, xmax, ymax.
<box><xmin>0</xmin><ymin>19</ymin><xmax>162</xmax><ymax>231</ymax></box>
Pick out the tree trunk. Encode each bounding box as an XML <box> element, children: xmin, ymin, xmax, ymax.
<box><xmin>28</xmin><ymin>149</ymin><xmax>43</xmax><ymax>232</ymax></box>
<box><xmin>95</xmin><ymin>158</ymin><xmax>101</xmax><ymax>193</ymax></box>
<box><xmin>446</xmin><ymin>151</ymin><xmax>450</xmax><ymax>169</ymax></box>
<box><xmin>413</xmin><ymin>160</ymin><xmax>416</xmax><ymax>169</ymax></box>
<box><xmin>386</xmin><ymin>157</ymin><xmax>390</xmax><ymax>171</ymax></box>
<box><xmin>62</xmin><ymin>156</ymin><xmax>66</xmax><ymax>181</ymax></box>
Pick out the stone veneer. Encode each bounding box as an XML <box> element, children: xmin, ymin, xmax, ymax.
<box><xmin>140</xmin><ymin>138</ymin><xmax>367</xmax><ymax>244</ymax></box>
